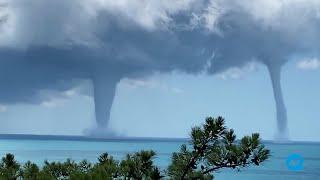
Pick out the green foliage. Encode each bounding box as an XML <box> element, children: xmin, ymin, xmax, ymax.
<box><xmin>91</xmin><ymin>152</ymin><xmax>119</xmax><ymax>179</ymax></box>
<box><xmin>42</xmin><ymin>159</ymin><xmax>79</xmax><ymax>179</ymax></box>
<box><xmin>0</xmin><ymin>116</ymin><xmax>270</xmax><ymax>180</ymax></box>
<box><xmin>167</xmin><ymin>116</ymin><xmax>270</xmax><ymax>179</ymax></box>
<box><xmin>21</xmin><ymin>161</ymin><xmax>40</xmax><ymax>180</ymax></box>
<box><xmin>0</xmin><ymin>153</ymin><xmax>20</xmax><ymax>180</ymax></box>
<box><xmin>119</xmin><ymin>150</ymin><xmax>163</xmax><ymax>179</ymax></box>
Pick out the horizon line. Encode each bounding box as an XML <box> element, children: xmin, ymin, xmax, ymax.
<box><xmin>0</xmin><ymin>133</ymin><xmax>319</xmax><ymax>145</ymax></box>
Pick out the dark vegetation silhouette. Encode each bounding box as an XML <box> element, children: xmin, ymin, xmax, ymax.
<box><xmin>0</xmin><ymin>116</ymin><xmax>269</xmax><ymax>179</ymax></box>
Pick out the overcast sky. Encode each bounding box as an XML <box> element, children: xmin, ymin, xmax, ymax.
<box><xmin>1</xmin><ymin>0</ymin><xmax>320</xmax><ymax>141</ymax></box>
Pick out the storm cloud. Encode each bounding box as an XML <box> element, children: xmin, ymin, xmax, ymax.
<box><xmin>1</xmin><ymin>0</ymin><xmax>320</xmax><ymax>138</ymax></box>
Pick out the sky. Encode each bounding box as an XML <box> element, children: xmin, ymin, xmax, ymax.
<box><xmin>1</xmin><ymin>58</ymin><xmax>319</xmax><ymax>141</ymax></box>
<box><xmin>1</xmin><ymin>0</ymin><xmax>320</xmax><ymax>141</ymax></box>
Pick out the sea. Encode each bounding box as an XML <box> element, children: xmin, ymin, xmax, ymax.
<box><xmin>0</xmin><ymin>135</ymin><xmax>319</xmax><ymax>180</ymax></box>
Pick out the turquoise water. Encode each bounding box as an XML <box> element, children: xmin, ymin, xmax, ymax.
<box><xmin>0</xmin><ymin>139</ymin><xmax>319</xmax><ymax>179</ymax></box>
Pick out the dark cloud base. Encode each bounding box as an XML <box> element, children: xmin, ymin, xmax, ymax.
<box><xmin>1</xmin><ymin>0</ymin><xmax>319</xmax><ymax>139</ymax></box>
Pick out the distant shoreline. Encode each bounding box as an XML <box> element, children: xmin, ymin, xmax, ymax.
<box><xmin>0</xmin><ymin>134</ymin><xmax>319</xmax><ymax>145</ymax></box>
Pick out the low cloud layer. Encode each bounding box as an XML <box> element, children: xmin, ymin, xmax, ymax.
<box><xmin>297</xmin><ymin>58</ymin><xmax>320</xmax><ymax>70</ymax></box>
<box><xmin>0</xmin><ymin>105</ymin><xmax>7</xmax><ymax>113</ymax></box>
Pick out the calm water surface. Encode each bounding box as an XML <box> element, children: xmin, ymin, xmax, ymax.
<box><xmin>0</xmin><ymin>138</ymin><xmax>319</xmax><ymax>180</ymax></box>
